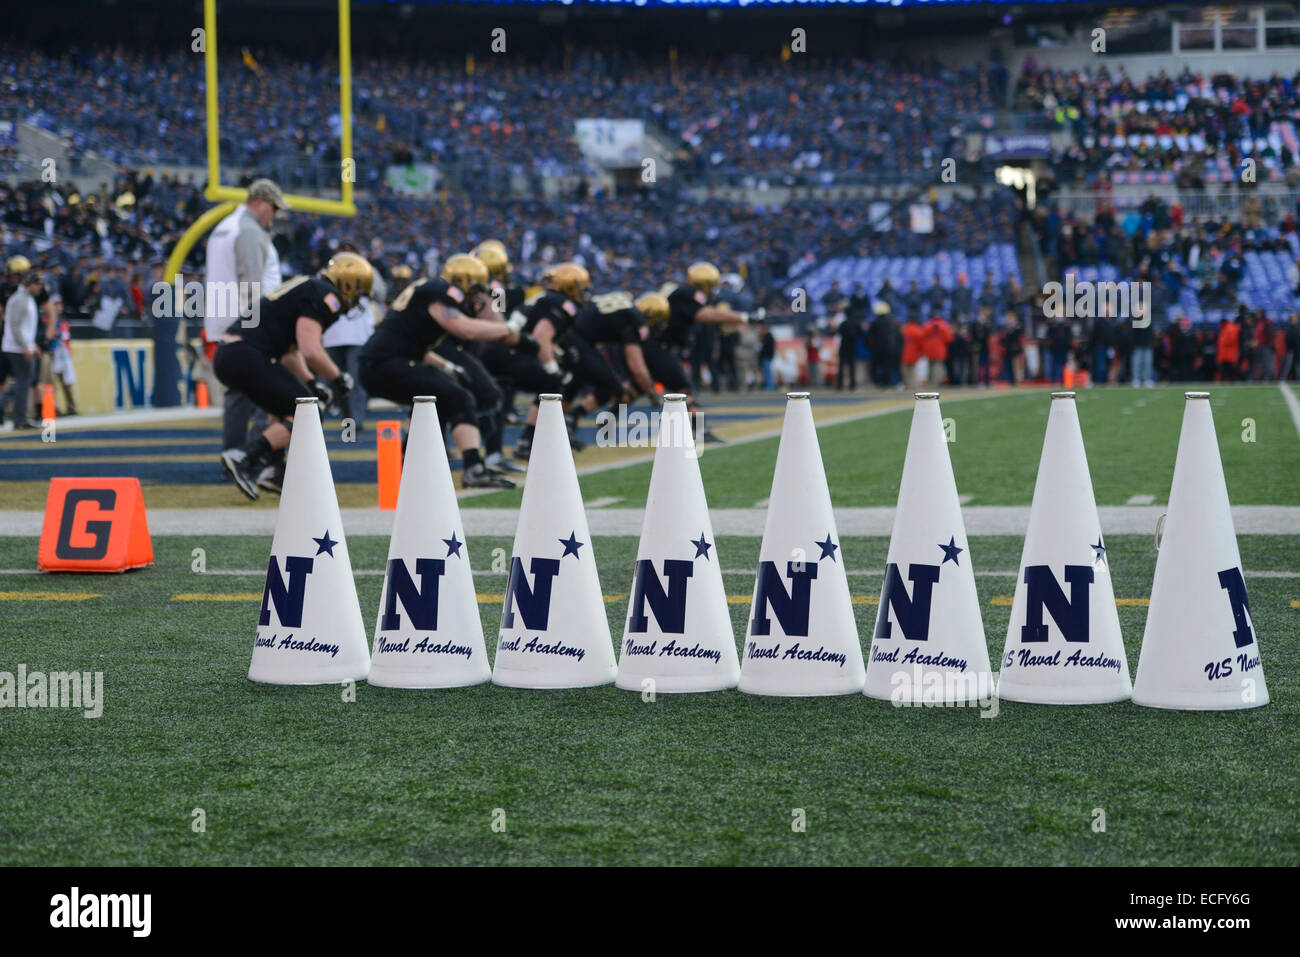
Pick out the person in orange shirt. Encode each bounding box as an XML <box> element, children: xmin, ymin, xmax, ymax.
<box><xmin>921</xmin><ymin>313</ymin><xmax>954</xmax><ymax>387</ymax></box>
<box><xmin>1216</xmin><ymin>316</ymin><xmax>1240</xmax><ymax>382</ymax></box>
<box><xmin>901</xmin><ymin>316</ymin><xmax>925</xmax><ymax>390</ymax></box>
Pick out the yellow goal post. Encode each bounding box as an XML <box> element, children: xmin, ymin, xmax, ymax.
<box><xmin>166</xmin><ymin>0</ymin><xmax>356</xmax><ymax>283</ymax></box>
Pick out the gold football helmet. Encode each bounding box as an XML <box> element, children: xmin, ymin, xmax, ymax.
<box><xmin>390</xmin><ymin>263</ymin><xmax>413</xmax><ymax>281</ymax></box>
<box><xmin>6</xmin><ymin>255</ymin><xmax>32</xmax><ymax>275</ymax></box>
<box><xmin>550</xmin><ymin>262</ymin><xmax>591</xmax><ymax>303</ymax></box>
<box><xmin>686</xmin><ymin>261</ymin><xmax>721</xmax><ymax>293</ymax></box>
<box><xmin>472</xmin><ymin>240</ymin><xmax>510</xmax><ymax>280</ymax></box>
<box><xmin>441</xmin><ymin>253</ymin><xmax>490</xmax><ymax>293</ymax></box>
<box><xmin>322</xmin><ymin>252</ymin><xmax>374</xmax><ymax>308</ymax></box>
<box><xmin>635</xmin><ymin>292</ymin><xmax>670</xmax><ymax>328</ymax></box>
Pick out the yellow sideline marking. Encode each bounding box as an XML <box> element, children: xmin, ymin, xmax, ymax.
<box><xmin>171</xmin><ymin>593</ymin><xmax>264</xmax><ymax>602</ymax></box>
<box><xmin>1290</xmin><ymin>600</ymin><xmax>1300</xmax><ymax>608</ymax></box>
<box><xmin>0</xmin><ymin>591</ymin><xmax>100</xmax><ymax>601</ymax></box>
<box><xmin>991</xmin><ymin>595</ymin><xmax>1149</xmax><ymax>606</ymax></box>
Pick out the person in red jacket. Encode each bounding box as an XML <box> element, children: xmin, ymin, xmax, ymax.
<box><xmin>901</xmin><ymin>316</ymin><xmax>925</xmax><ymax>389</ymax></box>
<box><xmin>921</xmin><ymin>313</ymin><xmax>954</xmax><ymax>386</ymax></box>
<box><xmin>1216</xmin><ymin>317</ymin><xmax>1240</xmax><ymax>382</ymax></box>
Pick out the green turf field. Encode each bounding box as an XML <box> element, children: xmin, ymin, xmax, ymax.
<box><xmin>465</xmin><ymin>384</ymin><xmax>1300</xmax><ymax>508</ymax></box>
<box><xmin>2</xmin><ymin>531</ymin><xmax>1296</xmax><ymax>867</ymax></box>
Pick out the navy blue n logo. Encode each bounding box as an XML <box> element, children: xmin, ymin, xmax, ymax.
<box><xmin>874</xmin><ymin>562</ymin><xmax>941</xmax><ymax>641</ymax></box>
<box><xmin>259</xmin><ymin>555</ymin><xmax>314</xmax><ymax>627</ymax></box>
<box><xmin>1217</xmin><ymin>567</ymin><xmax>1254</xmax><ymax>649</ymax></box>
<box><xmin>380</xmin><ymin>557</ymin><xmax>446</xmax><ymax>631</ymax></box>
<box><xmin>750</xmin><ymin>561</ymin><xmax>818</xmax><ymax>637</ymax></box>
<box><xmin>628</xmin><ymin>559</ymin><xmax>693</xmax><ymax>634</ymax></box>
<box><xmin>502</xmin><ymin>557</ymin><xmax>562</xmax><ymax>630</ymax></box>
<box><xmin>1021</xmin><ymin>565</ymin><xmax>1093</xmax><ymax>643</ymax></box>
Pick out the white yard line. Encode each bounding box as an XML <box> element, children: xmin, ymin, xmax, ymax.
<box><xmin>1125</xmin><ymin>494</ymin><xmax>1156</xmax><ymax>505</ymax></box>
<box><xmin>1281</xmin><ymin>382</ymin><xmax>1300</xmax><ymax>442</ymax></box>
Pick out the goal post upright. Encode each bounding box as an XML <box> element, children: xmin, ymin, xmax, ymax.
<box><xmin>200</xmin><ymin>0</ymin><xmax>356</xmax><ymax>216</ymax></box>
<box><xmin>166</xmin><ymin>0</ymin><xmax>356</xmax><ymax>379</ymax></box>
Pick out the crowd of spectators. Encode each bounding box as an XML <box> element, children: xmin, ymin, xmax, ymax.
<box><xmin>745</xmin><ymin>295</ymin><xmax>1300</xmax><ymax>394</ymax></box>
<box><xmin>1029</xmin><ymin>193</ymin><xmax>1300</xmax><ymax>325</ymax></box>
<box><xmin>1019</xmin><ymin>61</ymin><xmax>1300</xmax><ymax>187</ymax></box>
<box><xmin>1</xmin><ymin>165</ymin><xmax>874</xmax><ymax>306</ymax></box>
<box><xmin>1</xmin><ymin>44</ymin><xmax>1003</xmax><ymax>189</ymax></box>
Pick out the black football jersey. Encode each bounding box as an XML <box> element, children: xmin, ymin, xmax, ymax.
<box><xmin>363</xmin><ymin>277</ymin><xmax>474</xmax><ymax>362</ymax></box>
<box><xmin>573</xmin><ymin>291</ymin><xmax>648</xmax><ymax>347</ymax></box>
<box><xmin>240</xmin><ymin>275</ymin><xmax>345</xmax><ymax>358</ymax></box>
<box><xmin>664</xmin><ymin>283</ymin><xmax>711</xmax><ymax>347</ymax></box>
<box><xmin>524</xmin><ymin>291</ymin><xmax>580</xmax><ymax>339</ymax></box>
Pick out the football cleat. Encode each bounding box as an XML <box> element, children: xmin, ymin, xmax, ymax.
<box><xmin>462</xmin><ymin>463</ymin><xmax>516</xmax><ymax>489</ymax></box>
<box><xmin>221</xmin><ymin>449</ymin><xmax>261</xmax><ymax>500</ymax></box>
<box><xmin>701</xmin><ymin>430</ymin><xmax>727</xmax><ymax>444</ymax></box>
<box><xmin>512</xmin><ymin>437</ymin><xmax>532</xmax><ymax>461</ymax></box>
<box><xmin>257</xmin><ymin>460</ymin><xmax>286</xmax><ymax>495</ymax></box>
<box><xmin>565</xmin><ymin>419</ymin><xmax>586</xmax><ymax>452</ymax></box>
<box><xmin>485</xmin><ymin>451</ymin><xmax>526</xmax><ymax>474</ymax></box>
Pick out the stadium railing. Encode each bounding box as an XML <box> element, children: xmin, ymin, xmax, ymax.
<box><xmin>1050</xmin><ymin>188</ymin><xmax>1300</xmax><ymax>221</ymax></box>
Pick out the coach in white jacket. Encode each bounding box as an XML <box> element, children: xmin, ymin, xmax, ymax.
<box><xmin>1</xmin><ymin>272</ymin><xmax>44</xmax><ymax>429</ymax></box>
<box><xmin>205</xmin><ymin>178</ymin><xmax>288</xmax><ymax>456</ymax></box>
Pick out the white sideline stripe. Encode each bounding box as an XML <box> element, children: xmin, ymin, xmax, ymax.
<box><xmin>1125</xmin><ymin>494</ymin><xmax>1156</xmax><ymax>505</ymax></box>
<box><xmin>3</xmin><ymin>504</ymin><xmax>1298</xmax><ymax>537</ymax></box>
<box><xmin>586</xmin><ymin>497</ymin><xmax>624</xmax><ymax>508</ymax></box>
<box><xmin>0</xmin><ymin>407</ymin><xmax>221</xmax><ymax>434</ymax></box>
<box><xmin>1280</xmin><ymin>382</ymin><xmax>1300</xmax><ymax>442</ymax></box>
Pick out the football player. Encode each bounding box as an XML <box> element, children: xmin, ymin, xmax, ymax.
<box><xmin>468</xmin><ymin>240</ymin><xmax>553</xmax><ymax>472</ymax></box>
<box><xmin>514</xmin><ymin>262</ymin><xmax>620</xmax><ymax>459</ymax></box>
<box><xmin>662</xmin><ymin>261</ymin><xmax>761</xmax><ymax>346</ymax></box>
<box><xmin>358</xmin><ymin>254</ymin><xmax>529</xmax><ymax>489</ymax></box>
<box><xmin>571</xmin><ymin>290</ymin><xmax>659</xmax><ymax>404</ymax></box>
<box><xmin>643</xmin><ymin>262</ymin><xmax>760</xmax><ymax>443</ymax></box>
<box><xmin>213</xmin><ymin>252</ymin><xmax>373</xmax><ymax>500</ymax></box>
